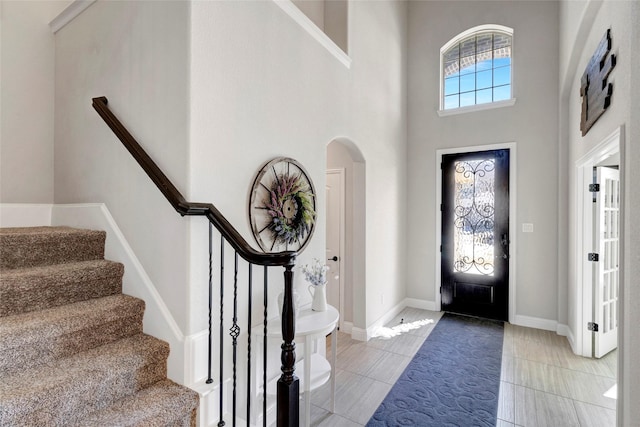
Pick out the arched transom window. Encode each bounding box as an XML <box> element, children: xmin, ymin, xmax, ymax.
<box><xmin>441</xmin><ymin>25</ymin><xmax>513</xmax><ymax>111</ymax></box>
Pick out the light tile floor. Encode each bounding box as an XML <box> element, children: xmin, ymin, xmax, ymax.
<box><xmin>306</xmin><ymin>308</ymin><xmax>617</xmax><ymax>427</ymax></box>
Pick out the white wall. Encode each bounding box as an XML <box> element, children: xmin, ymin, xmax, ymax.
<box><xmin>407</xmin><ymin>1</ymin><xmax>560</xmax><ymax>324</ymax></box>
<box><xmin>0</xmin><ymin>1</ymin><xmax>71</xmax><ymax>203</ymax></box>
<box><xmin>53</xmin><ymin>0</ymin><xmax>191</xmax><ymax>341</ymax></box>
<box><xmin>350</xmin><ymin>1</ymin><xmax>407</xmax><ymax>327</ymax></box>
<box><xmin>188</xmin><ymin>0</ymin><xmax>407</xmax><ymax>335</ymax></box>
<box><xmin>622</xmin><ymin>2</ymin><xmax>640</xmax><ymax>423</ymax></box>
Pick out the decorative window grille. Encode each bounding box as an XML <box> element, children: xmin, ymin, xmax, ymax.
<box><xmin>441</xmin><ymin>25</ymin><xmax>513</xmax><ymax>111</ymax></box>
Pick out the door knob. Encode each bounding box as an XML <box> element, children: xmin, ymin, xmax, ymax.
<box><xmin>328</xmin><ymin>256</ymin><xmax>338</xmax><ymax>262</ymax></box>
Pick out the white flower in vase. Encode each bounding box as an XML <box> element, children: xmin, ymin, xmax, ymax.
<box><xmin>301</xmin><ymin>258</ymin><xmax>329</xmax><ymax>311</ymax></box>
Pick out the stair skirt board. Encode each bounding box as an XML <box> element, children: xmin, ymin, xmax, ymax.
<box><xmin>53</xmin><ymin>203</ymin><xmax>185</xmax><ymax>381</ymax></box>
<box><xmin>0</xmin><ymin>225</ymin><xmax>199</xmax><ymax>425</ymax></box>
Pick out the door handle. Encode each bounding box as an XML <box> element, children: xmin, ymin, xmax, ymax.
<box><xmin>328</xmin><ymin>256</ymin><xmax>338</xmax><ymax>262</ymax></box>
<box><xmin>501</xmin><ymin>233</ymin><xmax>510</xmax><ymax>260</ymax></box>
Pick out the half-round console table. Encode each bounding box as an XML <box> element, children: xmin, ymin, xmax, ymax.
<box><xmin>251</xmin><ymin>305</ymin><xmax>339</xmax><ymax>426</ymax></box>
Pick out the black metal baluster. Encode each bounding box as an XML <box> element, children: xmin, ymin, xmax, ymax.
<box><xmin>230</xmin><ymin>252</ymin><xmax>240</xmax><ymax>426</ymax></box>
<box><xmin>219</xmin><ymin>236</ymin><xmax>225</xmax><ymax>427</ymax></box>
<box><xmin>246</xmin><ymin>263</ymin><xmax>253</xmax><ymax>426</ymax></box>
<box><xmin>207</xmin><ymin>222</ymin><xmax>214</xmax><ymax>385</ymax></box>
<box><xmin>263</xmin><ymin>266</ymin><xmax>268</xmax><ymax>427</ymax></box>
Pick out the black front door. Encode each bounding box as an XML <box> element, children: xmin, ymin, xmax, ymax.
<box><xmin>441</xmin><ymin>149</ymin><xmax>509</xmax><ymax>321</ymax></box>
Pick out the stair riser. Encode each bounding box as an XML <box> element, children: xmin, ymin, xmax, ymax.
<box><xmin>147</xmin><ymin>406</ymin><xmax>197</xmax><ymax>427</ymax></box>
<box><xmin>0</xmin><ymin>312</ymin><xmax>143</xmax><ymax>377</ymax></box>
<box><xmin>0</xmin><ymin>262</ymin><xmax>124</xmax><ymax>317</ymax></box>
<box><xmin>73</xmin><ymin>402</ymin><xmax>198</xmax><ymax>427</ymax></box>
<box><xmin>171</xmin><ymin>408</ymin><xmax>197</xmax><ymax>427</ymax></box>
<box><xmin>69</xmin><ymin>379</ymin><xmax>200</xmax><ymax>427</ymax></box>
<box><xmin>1</xmin><ymin>360</ymin><xmax>167</xmax><ymax>426</ymax></box>
<box><xmin>0</xmin><ymin>228</ymin><xmax>105</xmax><ymax>270</ymax></box>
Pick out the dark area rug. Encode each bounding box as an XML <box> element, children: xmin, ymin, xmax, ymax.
<box><xmin>367</xmin><ymin>313</ymin><xmax>504</xmax><ymax>427</ymax></box>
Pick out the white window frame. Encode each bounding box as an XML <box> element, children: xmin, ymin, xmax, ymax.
<box><xmin>438</xmin><ymin>24</ymin><xmax>516</xmax><ymax>117</ymax></box>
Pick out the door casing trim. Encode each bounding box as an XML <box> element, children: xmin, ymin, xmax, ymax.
<box><xmin>574</xmin><ymin>126</ymin><xmax>621</xmax><ymax>357</ymax></box>
<box><xmin>435</xmin><ymin>142</ymin><xmax>517</xmax><ymax>323</ymax></box>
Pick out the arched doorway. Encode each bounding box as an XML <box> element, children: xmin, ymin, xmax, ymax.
<box><xmin>326</xmin><ymin>138</ymin><xmax>366</xmax><ymax>337</ymax></box>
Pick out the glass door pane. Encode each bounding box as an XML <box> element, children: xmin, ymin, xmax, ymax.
<box><xmin>452</xmin><ymin>158</ymin><xmax>495</xmax><ymax>276</ymax></box>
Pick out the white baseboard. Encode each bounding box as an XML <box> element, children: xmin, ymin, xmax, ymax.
<box><xmin>405</xmin><ymin>298</ymin><xmax>438</xmax><ymax>311</ymax></box>
<box><xmin>557</xmin><ymin>324</ymin><xmax>577</xmax><ymax>352</ymax></box>
<box><xmin>375</xmin><ymin>299</ymin><xmax>574</xmax><ymax>341</ymax></box>
<box><xmin>0</xmin><ymin>203</ymin><xmax>52</xmax><ymax>227</ymax></box>
<box><xmin>351</xmin><ymin>326</ymin><xmax>368</xmax><ymax>342</ymax></box>
<box><xmin>512</xmin><ymin>314</ymin><xmax>558</xmax><ymax>332</ymax></box>
<box><xmin>512</xmin><ymin>316</ymin><xmax>574</xmax><ymax>352</ymax></box>
<box><xmin>364</xmin><ymin>299</ymin><xmax>409</xmax><ymax>341</ymax></box>
<box><xmin>359</xmin><ymin>298</ymin><xmax>440</xmax><ymax>341</ymax></box>
<box><xmin>341</xmin><ymin>321</ymin><xmax>353</xmax><ymax>335</ymax></box>
<box><xmin>556</xmin><ymin>323</ymin><xmax>570</xmax><ymax>337</ymax></box>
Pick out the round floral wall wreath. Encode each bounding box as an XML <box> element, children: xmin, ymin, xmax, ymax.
<box><xmin>249</xmin><ymin>157</ymin><xmax>316</xmax><ymax>253</ymax></box>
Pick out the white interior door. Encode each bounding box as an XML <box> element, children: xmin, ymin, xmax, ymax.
<box><xmin>594</xmin><ymin>166</ymin><xmax>620</xmax><ymax>358</ymax></box>
<box><xmin>325</xmin><ymin>170</ymin><xmax>344</xmax><ymax>321</ymax></box>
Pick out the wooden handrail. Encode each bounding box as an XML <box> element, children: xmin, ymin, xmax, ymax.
<box><xmin>92</xmin><ymin>96</ymin><xmax>296</xmax><ymax>267</ymax></box>
<box><xmin>93</xmin><ymin>96</ymin><xmax>300</xmax><ymax>427</ymax></box>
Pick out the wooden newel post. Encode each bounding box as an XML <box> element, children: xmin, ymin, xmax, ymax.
<box><xmin>277</xmin><ymin>265</ymin><xmax>299</xmax><ymax>426</ymax></box>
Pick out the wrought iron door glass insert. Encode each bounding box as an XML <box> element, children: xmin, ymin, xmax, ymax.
<box><xmin>453</xmin><ymin>158</ymin><xmax>495</xmax><ymax>275</ymax></box>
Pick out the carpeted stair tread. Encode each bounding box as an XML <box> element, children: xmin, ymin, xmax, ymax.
<box><xmin>71</xmin><ymin>379</ymin><xmax>199</xmax><ymax>427</ymax></box>
<box><xmin>0</xmin><ymin>294</ymin><xmax>144</xmax><ymax>376</ymax></box>
<box><xmin>0</xmin><ymin>226</ymin><xmax>199</xmax><ymax>424</ymax></box>
<box><xmin>0</xmin><ymin>226</ymin><xmax>105</xmax><ymax>270</ymax></box>
<box><xmin>0</xmin><ymin>259</ymin><xmax>124</xmax><ymax>317</ymax></box>
<box><xmin>0</xmin><ymin>333</ymin><xmax>170</xmax><ymax>426</ymax></box>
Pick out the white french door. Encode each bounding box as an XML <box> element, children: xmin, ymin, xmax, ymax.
<box><xmin>594</xmin><ymin>166</ymin><xmax>620</xmax><ymax>358</ymax></box>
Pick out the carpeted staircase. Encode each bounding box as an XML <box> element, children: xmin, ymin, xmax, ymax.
<box><xmin>0</xmin><ymin>226</ymin><xmax>199</xmax><ymax>426</ymax></box>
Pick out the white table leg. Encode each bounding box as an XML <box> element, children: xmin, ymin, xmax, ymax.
<box><xmin>331</xmin><ymin>327</ymin><xmax>337</xmax><ymax>413</ymax></box>
<box><xmin>304</xmin><ymin>334</ymin><xmax>312</xmax><ymax>427</ymax></box>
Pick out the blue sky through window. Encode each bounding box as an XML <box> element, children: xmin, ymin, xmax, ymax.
<box><xmin>442</xmin><ymin>31</ymin><xmax>512</xmax><ymax>110</ymax></box>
